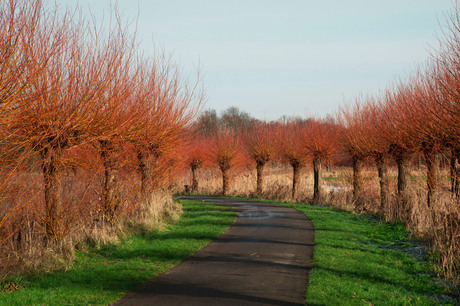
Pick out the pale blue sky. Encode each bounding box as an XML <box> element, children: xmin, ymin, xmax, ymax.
<box><xmin>56</xmin><ymin>0</ymin><xmax>453</xmax><ymax>120</ymax></box>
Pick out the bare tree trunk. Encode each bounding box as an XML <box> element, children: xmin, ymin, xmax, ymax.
<box><xmin>40</xmin><ymin>146</ymin><xmax>63</xmax><ymax>241</ymax></box>
<box><xmin>221</xmin><ymin>168</ymin><xmax>229</xmax><ymax>196</ymax></box>
<box><xmin>313</xmin><ymin>158</ymin><xmax>322</xmax><ymax>203</ymax></box>
<box><xmin>219</xmin><ymin>158</ymin><xmax>231</xmax><ymax>196</ymax></box>
<box><xmin>191</xmin><ymin>166</ymin><xmax>198</xmax><ymax>193</ymax></box>
<box><xmin>375</xmin><ymin>154</ymin><xmax>389</xmax><ymax>214</ymax></box>
<box><xmin>256</xmin><ymin>161</ymin><xmax>265</xmax><ymax>196</ymax></box>
<box><xmin>352</xmin><ymin>156</ymin><xmax>364</xmax><ymax>210</ymax></box>
<box><xmin>396</xmin><ymin>156</ymin><xmax>410</xmax><ymax>195</ymax></box>
<box><xmin>394</xmin><ymin>152</ymin><xmax>411</xmax><ymax>222</ymax></box>
<box><xmin>99</xmin><ymin>140</ymin><xmax>120</xmax><ymax>223</ymax></box>
<box><xmin>291</xmin><ymin>162</ymin><xmax>301</xmax><ymax>199</ymax></box>
<box><xmin>423</xmin><ymin>144</ymin><xmax>440</xmax><ymax>208</ymax></box>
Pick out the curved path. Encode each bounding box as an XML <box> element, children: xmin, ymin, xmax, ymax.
<box><xmin>114</xmin><ymin>196</ymin><xmax>314</xmax><ymax>306</ymax></box>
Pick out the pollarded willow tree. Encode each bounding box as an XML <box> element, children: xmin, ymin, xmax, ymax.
<box><xmin>131</xmin><ymin>55</ymin><xmax>202</xmax><ymax>199</ymax></box>
<box><xmin>277</xmin><ymin>122</ymin><xmax>308</xmax><ymax>199</ymax></box>
<box><xmin>85</xmin><ymin>16</ymin><xmax>141</xmax><ymax>224</ymax></box>
<box><xmin>245</xmin><ymin>123</ymin><xmax>277</xmax><ymax>196</ymax></box>
<box><xmin>184</xmin><ymin>135</ymin><xmax>210</xmax><ymax>193</ymax></box>
<box><xmin>338</xmin><ymin>99</ymin><xmax>374</xmax><ymax>210</ymax></box>
<box><xmin>8</xmin><ymin>6</ymin><xmax>114</xmax><ymax>241</ymax></box>
<box><xmin>303</xmin><ymin>119</ymin><xmax>340</xmax><ymax>203</ymax></box>
<box><xmin>401</xmin><ymin>71</ymin><xmax>447</xmax><ymax>208</ymax></box>
<box><xmin>210</xmin><ymin>129</ymin><xmax>243</xmax><ymax>196</ymax></box>
<box><xmin>365</xmin><ymin>100</ymin><xmax>393</xmax><ymax>214</ymax></box>
<box><xmin>377</xmin><ymin>83</ymin><xmax>420</xmax><ymax>222</ymax></box>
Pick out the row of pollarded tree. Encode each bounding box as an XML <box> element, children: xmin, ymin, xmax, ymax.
<box><xmin>338</xmin><ymin>5</ymin><xmax>460</xmax><ymax>216</ymax></box>
<box><xmin>183</xmin><ymin>118</ymin><xmax>340</xmax><ymax>201</ymax></box>
<box><xmin>337</xmin><ymin>5</ymin><xmax>460</xmax><ymax>279</ymax></box>
<box><xmin>0</xmin><ymin>0</ymin><xmax>201</xmax><ymax>271</ymax></box>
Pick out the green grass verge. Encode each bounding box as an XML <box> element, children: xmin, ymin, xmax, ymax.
<box><xmin>289</xmin><ymin>204</ymin><xmax>453</xmax><ymax>305</ymax></box>
<box><xmin>0</xmin><ymin>200</ymin><xmax>237</xmax><ymax>305</ymax></box>
<box><xmin>227</xmin><ymin>196</ymin><xmax>456</xmax><ymax>305</ymax></box>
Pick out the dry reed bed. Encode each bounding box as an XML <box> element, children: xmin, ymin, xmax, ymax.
<box><xmin>0</xmin><ymin>168</ymin><xmax>181</xmax><ymax>277</ymax></box>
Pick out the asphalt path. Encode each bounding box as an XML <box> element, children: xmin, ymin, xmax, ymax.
<box><xmin>114</xmin><ymin>196</ymin><xmax>314</xmax><ymax>306</ymax></box>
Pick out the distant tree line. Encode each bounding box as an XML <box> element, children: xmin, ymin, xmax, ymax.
<box><xmin>195</xmin><ymin>106</ymin><xmax>312</xmax><ymax>135</ymax></box>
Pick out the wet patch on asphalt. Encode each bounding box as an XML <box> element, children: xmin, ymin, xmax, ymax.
<box><xmin>239</xmin><ymin>205</ymin><xmax>271</xmax><ymax>218</ymax></box>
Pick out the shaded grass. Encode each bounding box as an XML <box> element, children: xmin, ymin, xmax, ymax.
<box><xmin>226</xmin><ymin>196</ymin><xmax>456</xmax><ymax>305</ymax></box>
<box><xmin>0</xmin><ymin>200</ymin><xmax>237</xmax><ymax>305</ymax></box>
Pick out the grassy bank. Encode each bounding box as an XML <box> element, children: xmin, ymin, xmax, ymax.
<box><xmin>0</xmin><ymin>200</ymin><xmax>237</xmax><ymax>305</ymax></box>
<box><xmin>294</xmin><ymin>205</ymin><xmax>455</xmax><ymax>304</ymax></box>
<box><xmin>239</xmin><ymin>197</ymin><xmax>456</xmax><ymax>305</ymax></box>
